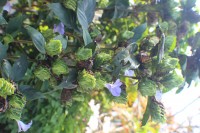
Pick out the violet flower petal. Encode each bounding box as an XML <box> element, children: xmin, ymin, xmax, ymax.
<box><xmin>155</xmin><ymin>90</ymin><xmax>162</xmax><ymax>102</ymax></box>
<box><xmin>3</xmin><ymin>2</ymin><xmax>12</xmax><ymax>12</ymax></box>
<box><xmin>124</xmin><ymin>69</ymin><xmax>134</xmax><ymax>77</ymax></box>
<box><xmin>17</xmin><ymin>120</ymin><xmax>32</xmax><ymax>132</ymax></box>
<box><xmin>105</xmin><ymin>79</ymin><xmax>122</xmax><ymax>97</ymax></box>
<box><xmin>53</xmin><ymin>22</ymin><xmax>65</xmax><ymax>35</ymax></box>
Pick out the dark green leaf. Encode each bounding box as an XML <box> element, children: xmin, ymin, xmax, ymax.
<box><xmin>48</xmin><ymin>3</ymin><xmax>76</xmax><ymax>29</ymax></box>
<box><xmin>0</xmin><ymin>0</ymin><xmax>6</xmax><ymax>6</ymax></box>
<box><xmin>12</xmin><ymin>55</ymin><xmax>28</xmax><ymax>81</ymax></box>
<box><xmin>6</xmin><ymin>15</ymin><xmax>26</xmax><ymax>33</ymax></box>
<box><xmin>83</xmin><ymin>29</ymin><xmax>92</xmax><ymax>45</ymax></box>
<box><xmin>77</xmin><ymin>0</ymin><xmax>95</xmax><ymax>27</ymax></box>
<box><xmin>19</xmin><ymin>85</ymin><xmax>45</xmax><ymax>101</ymax></box>
<box><xmin>129</xmin><ymin>23</ymin><xmax>147</xmax><ymax>43</ymax></box>
<box><xmin>54</xmin><ymin>35</ymin><xmax>67</xmax><ymax>50</ymax></box>
<box><xmin>185</xmin><ymin>0</ymin><xmax>196</xmax><ymax>9</ymax></box>
<box><xmin>82</xmin><ymin>0</ymin><xmax>96</xmax><ymax>24</ymax></box>
<box><xmin>25</xmin><ymin>26</ymin><xmax>46</xmax><ymax>54</ymax></box>
<box><xmin>1</xmin><ymin>60</ymin><xmax>13</xmax><ymax>80</ymax></box>
<box><xmin>102</xmin><ymin>0</ymin><xmax>129</xmax><ymax>19</ymax></box>
<box><xmin>142</xmin><ymin>97</ymin><xmax>151</xmax><ymax>126</ymax></box>
<box><xmin>0</xmin><ymin>15</ymin><xmax>7</xmax><ymax>25</ymax></box>
<box><xmin>59</xmin><ymin>69</ymin><xmax>78</xmax><ymax>89</ymax></box>
<box><xmin>0</xmin><ymin>42</ymin><xmax>8</xmax><ymax>62</ymax></box>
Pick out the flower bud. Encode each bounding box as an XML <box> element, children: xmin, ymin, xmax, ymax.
<box><xmin>94</xmin><ymin>72</ymin><xmax>106</xmax><ymax>90</ymax></box>
<box><xmin>150</xmin><ymin>98</ymin><xmax>166</xmax><ymax>123</ymax></box>
<box><xmin>63</xmin><ymin>0</ymin><xmax>77</xmax><ymax>11</ymax></box>
<box><xmin>9</xmin><ymin>94</ymin><xmax>26</xmax><ymax>109</ymax></box>
<box><xmin>34</xmin><ymin>66</ymin><xmax>51</xmax><ymax>81</ymax></box>
<box><xmin>138</xmin><ymin>78</ymin><xmax>157</xmax><ymax>96</ymax></box>
<box><xmin>78</xmin><ymin>70</ymin><xmax>96</xmax><ymax>91</ymax></box>
<box><xmin>6</xmin><ymin>107</ymin><xmax>23</xmax><ymax>120</ymax></box>
<box><xmin>0</xmin><ymin>78</ymin><xmax>16</xmax><ymax>98</ymax></box>
<box><xmin>94</xmin><ymin>52</ymin><xmax>111</xmax><ymax>68</ymax></box>
<box><xmin>45</xmin><ymin>40</ymin><xmax>62</xmax><ymax>56</ymax></box>
<box><xmin>49</xmin><ymin>77</ymin><xmax>57</xmax><ymax>88</ymax></box>
<box><xmin>0</xmin><ymin>96</ymin><xmax>8</xmax><ymax>112</ymax></box>
<box><xmin>76</xmin><ymin>48</ymin><xmax>92</xmax><ymax>61</ymax></box>
<box><xmin>52</xmin><ymin>59</ymin><xmax>69</xmax><ymax>75</ymax></box>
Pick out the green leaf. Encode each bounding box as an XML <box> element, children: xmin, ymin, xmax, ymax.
<box><xmin>83</xmin><ymin>29</ymin><xmax>92</xmax><ymax>45</ymax></box>
<box><xmin>0</xmin><ymin>42</ymin><xmax>8</xmax><ymax>62</ymax></box>
<box><xmin>142</xmin><ymin>97</ymin><xmax>151</xmax><ymax>126</ymax></box>
<box><xmin>19</xmin><ymin>85</ymin><xmax>45</xmax><ymax>101</ymax></box>
<box><xmin>0</xmin><ymin>0</ymin><xmax>6</xmax><ymax>6</ymax></box>
<box><xmin>12</xmin><ymin>55</ymin><xmax>28</xmax><ymax>81</ymax></box>
<box><xmin>161</xmin><ymin>70</ymin><xmax>184</xmax><ymax>93</ymax></box>
<box><xmin>6</xmin><ymin>15</ymin><xmax>26</xmax><ymax>33</ymax></box>
<box><xmin>0</xmin><ymin>15</ymin><xmax>7</xmax><ymax>25</ymax></box>
<box><xmin>129</xmin><ymin>23</ymin><xmax>147</xmax><ymax>43</ymax></box>
<box><xmin>102</xmin><ymin>0</ymin><xmax>129</xmax><ymax>19</ymax></box>
<box><xmin>54</xmin><ymin>35</ymin><xmax>67</xmax><ymax>50</ymax></box>
<box><xmin>185</xmin><ymin>0</ymin><xmax>196</xmax><ymax>9</ymax></box>
<box><xmin>25</xmin><ymin>26</ymin><xmax>46</xmax><ymax>54</ymax></box>
<box><xmin>48</xmin><ymin>3</ymin><xmax>76</xmax><ymax>29</ymax></box>
<box><xmin>1</xmin><ymin>60</ymin><xmax>13</xmax><ymax>80</ymax></box>
<box><xmin>77</xmin><ymin>0</ymin><xmax>96</xmax><ymax>27</ymax></box>
<box><xmin>59</xmin><ymin>69</ymin><xmax>78</xmax><ymax>89</ymax></box>
<box><xmin>165</xmin><ymin>35</ymin><xmax>176</xmax><ymax>52</ymax></box>
<box><xmin>77</xmin><ymin>0</ymin><xmax>94</xmax><ymax>45</ymax></box>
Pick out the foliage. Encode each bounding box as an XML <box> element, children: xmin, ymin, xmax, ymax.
<box><xmin>0</xmin><ymin>0</ymin><xmax>200</xmax><ymax>132</ymax></box>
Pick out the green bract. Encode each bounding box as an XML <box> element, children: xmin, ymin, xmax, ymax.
<box><xmin>76</xmin><ymin>48</ymin><xmax>92</xmax><ymax>61</ymax></box>
<box><xmin>94</xmin><ymin>72</ymin><xmax>106</xmax><ymax>90</ymax></box>
<box><xmin>138</xmin><ymin>78</ymin><xmax>157</xmax><ymax>96</ymax></box>
<box><xmin>160</xmin><ymin>70</ymin><xmax>184</xmax><ymax>93</ymax></box>
<box><xmin>52</xmin><ymin>59</ymin><xmax>69</xmax><ymax>75</ymax></box>
<box><xmin>94</xmin><ymin>52</ymin><xmax>111</xmax><ymax>68</ymax></box>
<box><xmin>45</xmin><ymin>40</ymin><xmax>62</xmax><ymax>56</ymax></box>
<box><xmin>150</xmin><ymin>100</ymin><xmax>166</xmax><ymax>123</ymax></box>
<box><xmin>6</xmin><ymin>107</ymin><xmax>23</xmax><ymax>120</ymax></box>
<box><xmin>78</xmin><ymin>70</ymin><xmax>96</xmax><ymax>91</ymax></box>
<box><xmin>0</xmin><ymin>78</ymin><xmax>16</xmax><ymax>98</ymax></box>
<box><xmin>9</xmin><ymin>94</ymin><xmax>26</xmax><ymax>109</ymax></box>
<box><xmin>157</xmin><ymin>56</ymin><xmax>179</xmax><ymax>75</ymax></box>
<box><xmin>34</xmin><ymin>67</ymin><xmax>51</xmax><ymax>81</ymax></box>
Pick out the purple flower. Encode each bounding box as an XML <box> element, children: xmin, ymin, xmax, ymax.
<box><xmin>105</xmin><ymin>79</ymin><xmax>122</xmax><ymax>97</ymax></box>
<box><xmin>155</xmin><ymin>90</ymin><xmax>162</xmax><ymax>102</ymax></box>
<box><xmin>124</xmin><ymin>69</ymin><xmax>134</xmax><ymax>77</ymax></box>
<box><xmin>53</xmin><ymin>22</ymin><xmax>65</xmax><ymax>35</ymax></box>
<box><xmin>3</xmin><ymin>1</ymin><xmax>12</xmax><ymax>13</ymax></box>
<box><xmin>16</xmin><ymin>120</ymin><xmax>32</xmax><ymax>132</ymax></box>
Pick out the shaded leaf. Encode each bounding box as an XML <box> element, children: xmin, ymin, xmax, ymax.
<box><xmin>19</xmin><ymin>85</ymin><xmax>45</xmax><ymax>101</ymax></box>
<box><xmin>0</xmin><ymin>15</ymin><xmax>7</xmax><ymax>25</ymax></box>
<box><xmin>0</xmin><ymin>0</ymin><xmax>6</xmax><ymax>6</ymax></box>
<box><xmin>1</xmin><ymin>60</ymin><xmax>13</xmax><ymax>80</ymax></box>
<box><xmin>25</xmin><ymin>26</ymin><xmax>46</xmax><ymax>54</ymax></box>
<box><xmin>83</xmin><ymin>29</ymin><xmax>92</xmax><ymax>45</ymax></box>
<box><xmin>12</xmin><ymin>55</ymin><xmax>28</xmax><ymax>81</ymax></box>
<box><xmin>48</xmin><ymin>3</ymin><xmax>76</xmax><ymax>29</ymax></box>
<box><xmin>142</xmin><ymin>97</ymin><xmax>151</xmax><ymax>126</ymax></box>
<box><xmin>102</xmin><ymin>0</ymin><xmax>129</xmax><ymax>19</ymax></box>
<box><xmin>0</xmin><ymin>42</ymin><xmax>8</xmax><ymax>62</ymax></box>
<box><xmin>6</xmin><ymin>15</ymin><xmax>25</xmax><ymax>33</ymax></box>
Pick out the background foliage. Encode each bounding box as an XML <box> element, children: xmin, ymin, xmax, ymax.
<box><xmin>0</xmin><ymin>0</ymin><xmax>200</xmax><ymax>132</ymax></box>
